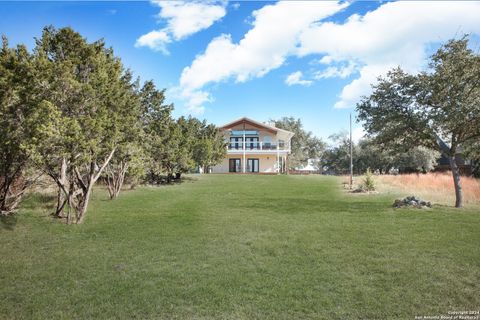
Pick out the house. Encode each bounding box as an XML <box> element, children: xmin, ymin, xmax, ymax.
<box><xmin>436</xmin><ymin>153</ymin><xmax>475</xmax><ymax>175</ymax></box>
<box><xmin>211</xmin><ymin>117</ymin><xmax>294</xmax><ymax>173</ymax></box>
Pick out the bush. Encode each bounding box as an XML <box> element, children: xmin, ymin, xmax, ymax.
<box><xmin>362</xmin><ymin>168</ymin><xmax>376</xmax><ymax>191</ymax></box>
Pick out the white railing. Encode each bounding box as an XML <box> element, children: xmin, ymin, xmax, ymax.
<box><xmin>227</xmin><ymin>141</ymin><xmax>289</xmax><ymax>151</ymax></box>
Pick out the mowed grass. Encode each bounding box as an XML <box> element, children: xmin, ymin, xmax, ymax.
<box><xmin>1</xmin><ymin>174</ymin><xmax>479</xmax><ymax>319</ymax></box>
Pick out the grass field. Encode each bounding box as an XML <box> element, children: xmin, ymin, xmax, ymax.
<box><xmin>376</xmin><ymin>172</ymin><xmax>480</xmax><ymax>207</ymax></box>
<box><xmin>1</xmin><ymin>174</ymin><xmax>479</xmax><ymax>319</ymax></box>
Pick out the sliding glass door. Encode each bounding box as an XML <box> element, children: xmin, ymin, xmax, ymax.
<box><xmin>247</xmin><ymin>158</ymin><xmax>259</xmax><ymax>173</ymax></box>
<box><xmin>229</xmin><ymin>158</ymin><xmax>241</xmax><ymax>172</ymax></box>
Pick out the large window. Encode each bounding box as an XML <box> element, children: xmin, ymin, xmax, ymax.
<box><xmin>230</xmin><ymin>130</ymin><xmax>258</xmax><ymax>136</ymax></box>
<box><xmin>229</xmin><ymin>158</ymin><xmax>241</xmax><ymax>172</ymax></box>
<box><xmin>229</xmin><ymin>137</ymin><xmax>241</xmax><ymax>149</ymax></box>
<box><xmin>247</xmin><ymin>158</ymin><xmax>259</xmax><ymax>173</ymax></box>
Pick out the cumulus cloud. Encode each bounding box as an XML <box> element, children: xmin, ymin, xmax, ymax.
<box><xmin>178</xmin><ymin>1</ymin><xmax>347</xmax><ymax>112</ymax></box>
<box><xmin>285</xmin><ymin>71</ymin><xmax>312</xmax><ymax>86</ymax></box>
<box><xmin>135</xmin><ymin>1</ymin><xmax>226</xmax><ymax>53</ymax></box>
<box><xmin>297</xmin><ymin>1</ymin><xmax>480</xmax><ymax>108</ymax></box>
<box><xmin>175</xmin><ymin>1</ymin><xmax>480</xmax><ymax>114</ymax></box>
<box><xmin>136</xmin><ymin>30</ymin><xmax>171</xmax><ymax>54</ymax></box>
<box><xmin>313</xmin><ymin>61</ymin><xmax>356</xmax><ymax>80</ymax></box>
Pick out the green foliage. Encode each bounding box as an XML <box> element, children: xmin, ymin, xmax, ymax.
<box><xmin>322</xmin><ymin>131</ymin><xmax>356</xmax><ymax>174</ymax></box>
<box><xmin>2</xmin><ymin>26</ymin><xmax>227</xmax><ymax>217</ymax></box>
<box><xmin>322</xmin><ymin>133</ymin><xmax>440</xmax><ymax>175</ymax></box>
<box><xmin>272</xmin><ymin>117</ymin><xmax>326</xmax><ymax>169</ymax></box>
<box><xmin>361</xmin><ymin>168</ymin><xmax>376</xmax><ymax>191</ymax></box>
<box><xmin>0</xmin><ymin>36</ymin><xmax>61</xmax><ymax>214</ymax></box>
<box><xmin>142</xmin><ymin>90</ymin><xmax>225</xmax><ymax>183</ymax></box>
<box><xmin>30</xmin><ymin>26</ymin><xmax>143</xmax><ymax>222</ymax></box>
<box><xmin>356</xmin><ymin>36</ymin><xmax>480</xmax><ymax>207</ymax></box>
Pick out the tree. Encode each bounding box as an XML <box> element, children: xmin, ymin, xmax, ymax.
<box><xmin>395</xmin><ymin>147</ymin><xmax>440</xmax><ymax>173</ymax></box>
<box><xmin>272</xmin><ymin>117</ymin><xmax>326</xmax><ymax>169</ymax></box>
<box><xmin>140</xmin><ymin>81</ymin><xmax>175</xmax><ymax>184</ymax></box>
<box><xmin>322</xmin><ymin>132</ymin><xmax>440</xmax><ymax>175</ymax></box>
<box><xmin>192</xmin><ymin>124</ymin><xmax>226</xmax><ymax>173</ymax></box>
<box><xmin>357</xmin><ymin>37</ymin><xmax>480</xmax><ymax>207</ymax></box>
<box><xmin>103</xmin><ymin>72</ymin><xmax>143</xmax><ymax>199</ymax></box>
<box><xmin>322</xmin><ymin>131</ymin><xmax>357</xmax><ymax>175</ymax></box>
<box><xmin>34</xmin><ymin>26</ymin><xmax>138</xmax><ymax>223</ymax></box>
<box><xmin>0</xmin><ymin>36</ymin><xmax>60</xmax><ymax>215</ymax></box>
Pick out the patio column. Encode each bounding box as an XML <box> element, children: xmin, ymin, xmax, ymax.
<box><xmin>242</xmin><ymin>126</ymin><xmax>246</xmax><ymax>173</ymax></box>
<box><xmin>285</xmin><ymin>155</ymin><xmax>288</xmax><ymax>174</ymax></box>
<box><xmin>276</xmin><ymin>144</ymin><xmax>280</xmax><ymax>173</ymax></box>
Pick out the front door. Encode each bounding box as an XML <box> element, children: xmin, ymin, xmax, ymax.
<box><xmin>247</xmin><ymin>158</ymin><xmax>259</xmax><ymax>173</ymax></box>
<box><xmin>229</xmin><ymin>158</ymin><xmax>241</xmax><ymax>172</ymax></box>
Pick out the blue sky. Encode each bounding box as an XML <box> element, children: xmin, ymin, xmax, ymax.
<box><xmin>1</xmin><ymin>1</ymin><xmax>479</xmax><ymax>141</ymax></box>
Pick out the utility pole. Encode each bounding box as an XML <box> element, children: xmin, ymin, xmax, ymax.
<box><xmin>349</xmin><ymin>113</ymin><xmax>353</xmax><ymax>189</ymax></box>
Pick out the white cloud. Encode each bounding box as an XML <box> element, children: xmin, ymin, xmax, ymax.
<box><xmin>297</xmin><ymin>1</ymin><xmax>480</xmax><ymax>108</ymax></box>
<box><xmin>352</xmin><ymin>126</ymin><xmax>366</xmax><ymax>144</ymax></box>
<box><xmin>285</xmin><ymin>71</ymin><xmax>312</xmax><ymax>86</ymax></box>
<box><xmin>135</xmin><ymin>30</ymin><xmax>171</xmax><ymax>54</ymax></box>
<box><xmin>176</xmin><ymin>1</ymin><xmax>480</xmax><ymax>114</ymax></box>
<box><xmin>178</xmin><ymin>1</ymin><xmax>348</xmax><ymax>113</ymax></box>
<box><xmin>135</xmin><ymin>1</ymin><xmax>226</xmax><ymax>53</ymax></box>
<box><xmin>313</xmin><ymin>61</ymin><xmax>356</xmax><ymax>80</ymax></box>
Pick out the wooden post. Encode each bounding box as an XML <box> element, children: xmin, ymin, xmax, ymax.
<box><xmin>242</xmin><ymin>121</ymin><xmax>246</xmax><ymax>173</ymax></box>
<box><xmin>349</xmin><ymin>113</ymin><xmax>353</xmax><ymax>189</ymax></box>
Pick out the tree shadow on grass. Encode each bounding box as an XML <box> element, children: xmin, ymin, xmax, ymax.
<box><xmin>0</xmin><ymin>214</ymin><xmax>17</xmax><ymax>231</ymax></box>
<box><xmin>20</xmin><ymin>193</ymin><xmax>57</xmax><ymax>212</ymax></box>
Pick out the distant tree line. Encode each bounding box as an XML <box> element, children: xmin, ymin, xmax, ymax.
<box><xmin>322</xmin><ymin>132</ymin><xmax>440</xmax><ymax>175</ymax></box>
<box><xmin>0</xmin><ymin>26</ymin><xmax>226</xmax><ymax>222</ymax></box>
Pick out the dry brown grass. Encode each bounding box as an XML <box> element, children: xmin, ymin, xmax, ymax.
<box><xmin>375</xmin><ymin>172</ymin><xmax>480</xmax><ymax>206</ymax></box>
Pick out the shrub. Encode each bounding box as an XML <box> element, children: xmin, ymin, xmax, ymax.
<box><xmin>362</xmin><ymin>168</ymin><xmax>376</xmax><ymax>191</ymax></box>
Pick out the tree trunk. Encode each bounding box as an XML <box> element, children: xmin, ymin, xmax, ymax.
<box><xmin>76</xmin><ymin>183</ymin><xmax>93</xmax><ymax>224</ymax></box>
<box><xmin>448</xmin><ymin>155</ymin><xmax>463</xmax><ymax>208</ymax></box>
<box><xmin>66</xmin><ymin>149</ymin><xmax>116</xmax><ymax>224</ymax></box>
<box><xmin>435</xmin><ymin>134</ymin><xmax>463</xmax><ymax>208</ymax></box>
<box><xmin>0</xmin><ymin>166</ymin><xmax>30</xmax><ymax>215</ymax></box>
<box><xmin>105</xmin><ymin>161</ymin><xmax>128</xmax><ymax>199</ymax></box>
<box><xmin>55</xmin><ymin>158</ymin><xmax>68</xmax><ymax>217</ymax></box>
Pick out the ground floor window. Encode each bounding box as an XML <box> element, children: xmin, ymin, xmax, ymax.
<box><xmin>247</xmin><ymin>158</ymin><xmax>259</xmax><ymax>173</ymax></box>
<box><xmin>229</xmin><ymin>158</ymin><xmax>241</xmax><ymax>172</ymax></box>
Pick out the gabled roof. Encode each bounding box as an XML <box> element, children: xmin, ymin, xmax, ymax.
<box><xmin>220</xmin><ymin>117</ymin><xmax>295</xmax><ymax>136</ymax></box>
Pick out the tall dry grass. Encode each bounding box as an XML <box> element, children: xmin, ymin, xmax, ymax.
<box><xmin>376</xmin><ymin>172</ymin><xmax>480</xmax><ymax>206</ymax></box>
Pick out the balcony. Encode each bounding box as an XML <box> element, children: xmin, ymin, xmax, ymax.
<box><xmin>226</xmin><ymin>141</ymin><xmax>290</xmax><ymax>152</ymax></box>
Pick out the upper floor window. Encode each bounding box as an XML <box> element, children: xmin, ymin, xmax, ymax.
<box><xmin>263</xmin><ymin>136</ymin><xmax>272</xmax><ymax>145</ymax></box>
<box><xmin>230</xmin><ymin>130</ymin><xmax>259</xmax><ymax>136</ymax></box>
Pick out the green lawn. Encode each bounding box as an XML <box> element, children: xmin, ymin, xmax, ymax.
<box><xmin>1</xmin><ymin>175</ymin><xmax>479</xmax><ymax>319</ymax></box>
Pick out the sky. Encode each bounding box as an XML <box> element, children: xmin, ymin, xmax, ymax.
<box><xmin>1</xmin><ymin>1</ymin><xmax>480</xmax><ymax>142</ymax></box>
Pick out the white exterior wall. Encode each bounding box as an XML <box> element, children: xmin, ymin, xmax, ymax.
<box><xmin>211</xmin><ymin>154</ymin><xmax>284</xmax><ymax>173</ymax></box>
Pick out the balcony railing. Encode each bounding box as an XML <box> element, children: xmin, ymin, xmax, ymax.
<box><xmin>227</xmin><ymin>141</ymin><xmax>289</xmax><ymax>151</ymax></box>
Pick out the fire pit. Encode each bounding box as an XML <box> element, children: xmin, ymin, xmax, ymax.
<box><xmin>393</xmin><ymin>196</ymin><xmax>432</xmax><ymax>209</ymax></box>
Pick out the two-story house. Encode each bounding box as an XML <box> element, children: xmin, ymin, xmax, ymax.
<box><xmin>211</xmin><ymin>117</ymin><xmax>294</xmax><ymax>173</ymax></box>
